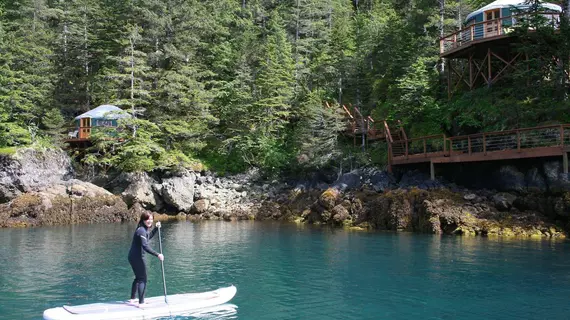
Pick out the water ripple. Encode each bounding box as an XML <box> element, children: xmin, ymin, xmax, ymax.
<box><xmin>1</xmin><ymin>222</ymin><xmax>570</xmax><ymax>319</ymax></box>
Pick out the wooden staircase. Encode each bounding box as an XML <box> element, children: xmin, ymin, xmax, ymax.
<box><xmin>385</xmin><ymin>120</ymin><xmax>407</xmax><ymax>158</ymax></box>
<box><xmin>339</xmin><ymin>104</ymin><xmax>386</xmax><ymax>143</ymax></box>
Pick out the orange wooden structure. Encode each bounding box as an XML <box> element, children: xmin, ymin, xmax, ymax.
<box><xmin>386</xmin><ymin>124</ymin><xmax>570</xmax><ymax>178</ymax></box>
<box><xmin>338</xmin><ymin>103</ymin><xmax>387</xmax><ymax>146</ymax></box>
<box><xmin>441</xmin><ymin>9</ymin><xmax>561</xmax><ymax>98</ymax></box>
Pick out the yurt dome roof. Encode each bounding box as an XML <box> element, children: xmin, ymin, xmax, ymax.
<box><xmin>74</xmin><ymin>105</ymin><xmax>131</xmax><ymax>120</ymax></box>
<box><xmin>466</xmin><ymin>0</ymin><xmax>562</xmax><ymax>21</ymax></box>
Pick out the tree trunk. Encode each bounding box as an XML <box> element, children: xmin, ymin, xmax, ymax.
<box><xmin>130</xmin><ymin>32</ymin><xmax>137</xmax><ymax>138</ymax></box>
<box><xmin>338</xmin><ymin>77</ymin><xmax>342</xmax><ymax>104</ymax></box>
<box><xmin>458</xmin><ymin>0</ymin><xmax>462</xmax><ymax>29</ymax></box>
<box><xmin>83</xmin><ymin>10</ymin><xmax>90</xmax><ymax>108</ymax></box>
<box><xmin>294</xmin><ymin>0</ymin><xmax>300</xmax><ymax>93</ymax></box>
<box><xmin>439</xmin><ymin>0</ymin><xmax>445</xmax><ymax>73</ymax></box>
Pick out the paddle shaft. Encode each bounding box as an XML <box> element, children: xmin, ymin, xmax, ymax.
<box><xmin>158</xmin><ymin>226</ymin><xmax>168</xmax><ymax>303</ymax></box>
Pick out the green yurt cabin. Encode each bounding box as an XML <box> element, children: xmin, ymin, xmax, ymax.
<box><xmin>464</xmin><ymin>0</ymin><xmax>562</xmax><ymax>40</ymax></box>
<box><xmin>70</xmin><ymin>105</ymin><xmax>130</xmax><ymax>140</ymax></box>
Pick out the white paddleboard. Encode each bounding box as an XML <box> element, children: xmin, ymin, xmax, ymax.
<box><xmin>43</xmin><ymin>285</ymin><xmax>237</xmax><ymax>320</ymax></box>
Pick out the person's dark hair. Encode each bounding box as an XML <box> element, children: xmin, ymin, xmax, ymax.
<box><xmin>137</xmin><ymin>212</ymin><xmax>153</xmax><ymax>228</ymax></box>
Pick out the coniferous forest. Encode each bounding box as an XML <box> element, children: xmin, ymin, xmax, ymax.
<box><xmin>1</xmin><ymin>0</ymin><xmax>569</xmax><ymax>175</ymax></box>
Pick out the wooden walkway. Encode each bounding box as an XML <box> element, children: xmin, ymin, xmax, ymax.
<box><xmin>388</xmin><ymin>124</ymin><xmax>570</xmax><ymax>177</ymax></box>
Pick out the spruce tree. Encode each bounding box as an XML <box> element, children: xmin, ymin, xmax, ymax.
<box><xmin>51</xmin><ymin>0</ymin><xmax>104</xmax><ymax>115</ymax></box>
<box><xmin>253</xmin><ymin>10</ymin><xmax>295</xmax><ymax>136</ymax></box>
<box><xmin>0</xmin><ymin>0</ymin><xmax>56</xmax><ymax>146</ymax></box>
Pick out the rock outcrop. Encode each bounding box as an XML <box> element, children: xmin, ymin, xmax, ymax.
<box><xmin>2</xmin><ymin>147</ymin><xmax>570</xmax><ymax>238</ymax></box>
<box><xmin>0</xmin><ymin>179</ymin><xmax>133</xmax><ymax>227</ymax></box>
<box><xmin>263</xmin><ymin>186</ymin><xmax>566</xmax><ymax>238</ymax></box>
<box><xmin>0</xmin><ymin>149</ymin><xmax>73</xmax><ymax>202</ymax></box>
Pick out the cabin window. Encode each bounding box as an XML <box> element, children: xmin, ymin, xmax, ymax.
<box><xmin>80</xmin><ymin>118</ymin><xmax>91</xmax><ymax>128</ymax></box>
<box><xmin>485</xmin><ymin>9</ymin><xmax>500</xmax><ymax>21</ymax></box>
<box><xmin>485</xmin><ymin>9</ymin><xmax>501</xmax><ymax>36</ymax></box>
<box><xmin>96</xmin><ymin>120</ymin><xmax>114</xmax><ymax>127</ymax></box>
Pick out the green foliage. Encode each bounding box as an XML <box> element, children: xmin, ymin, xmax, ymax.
<box><xmin>253</xmin><ymin>10</ymin><xmax>295</xmax><ymax>135</ymax></box>
<box><xmin>0</xmin><ymin>122</ymin><xmax>31</xmax><ymax>147</ymax></box>
<box><xmin>0</xmin><ymin>0</ymin><xmax>55</xmax><ymax>135</ymax></box>
<box><xmin>85</xmin><ymin>118</ymin><xmax>164</xmax><ymax>172</ymax></box>
<box><xmin>199</xmin><ymin>145</ymin><xmax>248</xmax><ymax>175</ymax></box>
<box><xmin>1</xmin><ymin>0</ymin><xmax>568</xmax><ymax>174</ymax></box>
<box><xmin>295</xmin><ymin>92</ymin><xmax>346</xmax><ymax>168</ymax></box>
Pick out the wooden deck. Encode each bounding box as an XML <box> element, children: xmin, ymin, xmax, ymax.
<box><xmin>440</xmin><ymin>12</ymin><xmax>560</xmax><ymax>58</ymax></box>
<box><xmin>389</xmin><ymin>125</ymin><xmax>570</xmax><ymax>175</ymax></box>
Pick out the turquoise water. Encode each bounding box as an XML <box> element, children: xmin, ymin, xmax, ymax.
<box><xmin>1</xmin><ymin>221</ymin><xmax>570</xmax><ymax>319</ymax></box>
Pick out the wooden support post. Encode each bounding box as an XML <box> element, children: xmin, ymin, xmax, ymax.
<box><xmin>526</xmin><ymin>53</ymin><xmax>530</xmax><ymax>87</ymax></box>
<box><xmin>430</xmin><ymin>161</ymin><xmax>435</xmax><ymax>181</ymax></box>
<box><xmin>517</xmin><ymin>131</ymin><xmax>521</xmax><ymax>152</ymax></box>
<box><xmin>423</xmin><ymin>138</ymin><xmax>427</xmax><ymax>157</ymax></box>
<box><xmin>483</xmin><ymin>133</ymin><xmax>487</xmax><ymax>155</ymax></box>
<box><xmin>405</xmin><ymin>140</ymin><xmax>409</xmax><ymax>159</ymax></box>
<box><xmin>562</xmin><ymin>151</ymin><xmax>568</xmax><ymax>174</ymax></box>
<box><xmin>353</xmin><ymin>123</ymin><xmax>356</xmax><ymax>147</ymax></box>
<box><xmin>487</xmin><ymin>48</ymin><xmax>492</xmax><ymax>87</ymax></box>
<box><xmin>387</xmin><ymin>145</ymin><xmax>393</xmax><ymax>173</ymax></box>
<box><xmin>447</xmin><ymin>59</ymin><xmax>452</xmax><ymax>100</ymax></box>
<box><xmin>469</xmin><ymin>54</ymin><xmax>474</xmax><ymax>90</ymax></box>
<box><xmin>560</xmin><ymin>126</ymin><xmax>564</xmax><ymax>147</ymax></box>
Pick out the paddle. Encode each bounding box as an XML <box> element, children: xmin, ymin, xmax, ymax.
<box><xmin>157</xmin><ymin>223</ymin><xmax>168</xmax><ymax>304</ymax></box>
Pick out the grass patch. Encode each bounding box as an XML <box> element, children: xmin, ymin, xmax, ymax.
<box><xmin>0</xmin><ymin>147</ymin><xmax>17</xmax><ymax>155</ymax></box>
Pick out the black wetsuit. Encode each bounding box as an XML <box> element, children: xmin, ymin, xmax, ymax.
<box><xmin>128</xmin><ymin>225</ymin><xmax>159</xmax><ymax>303</ymax></box>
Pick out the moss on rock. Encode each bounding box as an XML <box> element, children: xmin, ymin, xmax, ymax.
<box><xmin>0</xmin><ymin>191</ymin><xmax>134</xmax><ymax>228</ymax></box>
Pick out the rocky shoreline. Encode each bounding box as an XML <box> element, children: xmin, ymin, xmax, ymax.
<box><xmin>0</xmin><ymin>148</ymin><xmax>568</xmax><ymax>238</ymax></box>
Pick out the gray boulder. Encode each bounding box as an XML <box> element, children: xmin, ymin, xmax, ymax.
<box><xmin>525</xmin><ymin>167</ymin><xmax>547</xmax><ymax>192</ymax></box>
<box><xmin>369</xmin><ymin>170</ymin><xmax>395</xmax><ymax>192</ymax></box>
<box><xmin>118</xmin><ymin>172</ymin><xmax>163</xmax><ymax>210</ymax></box>
<box><xmin>333</xmin><ymin>170</ymin><xmax>362</xmax><ymax>190</ymax></box>
<box><xmin>544</xmin><ymin>161</ymin><xmax>570</xmax><ymax>192</ymax></box>
<box><xmin>494</xmin><ymin>165</ymin><xmax>525</xmax><ymax>192</ymax></box>
<box><xmin>492</xmin><ymin>193</ymin><xmax>517</xmax><ymax>211</ymax></box>
<box><xmin>191</xmin><ymin>199</ymin><xmax>210</xmax><ymax>214</ymax></box>
<box><xmin>160</xmin><ymin>171</ymin><xmax>196</xmax><ymax>212</ymax></box>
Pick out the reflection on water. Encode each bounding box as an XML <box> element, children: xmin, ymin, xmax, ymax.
<box><xmin>1</xmin><ymin>221</ymin><xmax>570</xmax><ymax>320</ymax></box>
<box><xmin>168</xmin><ymin>304</ymin><xmax>238</xmax><ymax>320</ymax></box>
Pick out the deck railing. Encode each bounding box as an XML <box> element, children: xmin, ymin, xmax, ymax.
<box><xmin>390</xmin><ymin>124</ymin><xmax>570</xmax><ymax>162</ymax></box>
<box><xmin>64</xmin><ymin>125</ymin><xmax>121</xmax><ymax>141</ymax></box>
<box><xmin>447</xmin><ymin>124</ymin><xmax>570</xmax><ymax>156</ymax></box>
<box><xmin>65</xmin><ymin>126</ymin><xmax>92</xmax><ymax>140</ymax></box>
<box><xmin>440</xmin><ymin>12</ymin><xmax>560</xmax><ymax>55</ymax></box>
<box><xmin>391</xmin><ymin>135</ymin><xmax>447</xmax><ymax>159</ymax></box>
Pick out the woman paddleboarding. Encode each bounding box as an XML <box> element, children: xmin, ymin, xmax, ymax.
<box><xmin>128</xmin><ymin>212</ymin><xmax>164</xmax><ymax>305</ymax></box>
